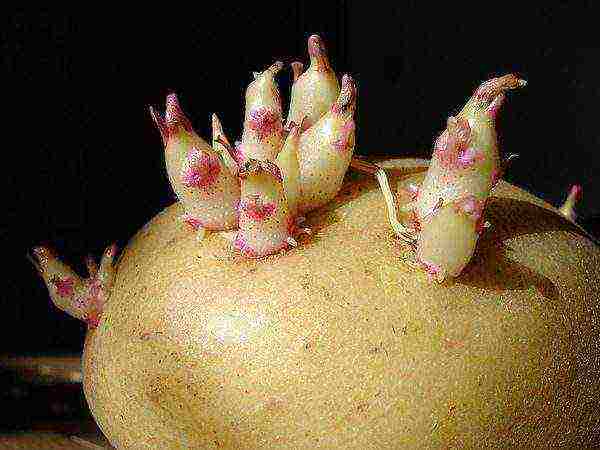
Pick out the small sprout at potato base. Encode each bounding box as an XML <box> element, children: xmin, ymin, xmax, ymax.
<box><xmin>559</xmin><ymin>184</ymin><xmax>582</xmax><ymax>222</ymax></box>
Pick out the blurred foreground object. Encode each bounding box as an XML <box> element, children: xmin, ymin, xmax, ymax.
<box><xmin>0</xmin><ymin>354</ymin><xmax>111</xmax><ymax>448</ymax></box>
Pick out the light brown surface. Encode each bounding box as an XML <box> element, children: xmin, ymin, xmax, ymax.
<box><xmin>82</xmin><ymin>169</ymin><xmax>600</xmax><ymax>449</ymax></box>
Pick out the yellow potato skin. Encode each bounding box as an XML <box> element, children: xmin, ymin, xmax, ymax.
<box><xmin>83</xmin><ymin>170</ymin><xmax>600</xmax><ymax>449</ymax></box>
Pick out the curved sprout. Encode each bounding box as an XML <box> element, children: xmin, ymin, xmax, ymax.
<box><xmin>351</xmin><ymin>76</ymin><xmax>526</xmax><ymax>282</ymax></box>
<box><xmin>411</xmin><ymin>74</ymin><xmax>526</xmax><ymax>282</ymax></box>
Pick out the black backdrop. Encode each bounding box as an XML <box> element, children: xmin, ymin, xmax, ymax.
<box><xmin>3</xmin><ymin>4</ymin><xmax>598</xmax><ymax>354</ymax></box>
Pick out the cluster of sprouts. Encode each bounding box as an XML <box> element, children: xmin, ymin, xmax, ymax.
<box><xmin>31</xmin><ymin>34</ymin><xmax>587</xmax><ymax>329</ymax></box>
<box><xmin>31</xmin><ymin>35</ymin><xmax>358</xmax><ymax>326</ymax></box>
<box><xmin>149</xmin><ymin>35</ymin><xmax>355</xmax><ymax>256</ymax></box>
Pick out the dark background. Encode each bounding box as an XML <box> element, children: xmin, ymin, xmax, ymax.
<box><xmin>2</xmin><ymin>4</ymin><xmax>598</xmax><ymax>357</ymax></box>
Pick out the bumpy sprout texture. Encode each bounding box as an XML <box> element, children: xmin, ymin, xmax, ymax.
<box><xmin>363</xmin><ymin>74</ymin><xmax>528</xmax><ymax>283</ymax></box>
<box><xmin>411</xmin><ymin>74</ymin><xmax>527</xmax><ymax>282</ymax></box>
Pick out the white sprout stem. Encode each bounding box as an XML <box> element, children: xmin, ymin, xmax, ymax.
<box><xmin>375</xmin><ymin>168</ymin><xmax>416</xmax><ymax>243</ymax></box>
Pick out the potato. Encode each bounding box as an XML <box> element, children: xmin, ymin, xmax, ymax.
<box><xmin>82</xmin><ymin>172</ymin><xmax>600</xmax><ymax>449</ymax></box>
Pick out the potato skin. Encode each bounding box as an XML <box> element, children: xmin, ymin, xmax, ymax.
<box><xmin>83</xmin><ymin>172</ymin><xmax>600</xmax><ymax>449</ymax></box>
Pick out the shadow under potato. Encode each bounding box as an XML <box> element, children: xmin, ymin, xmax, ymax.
<box><xmin>457</xmin><ymin>196</ymin><xmax>589</xmax><ymax>303</ymax></box>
